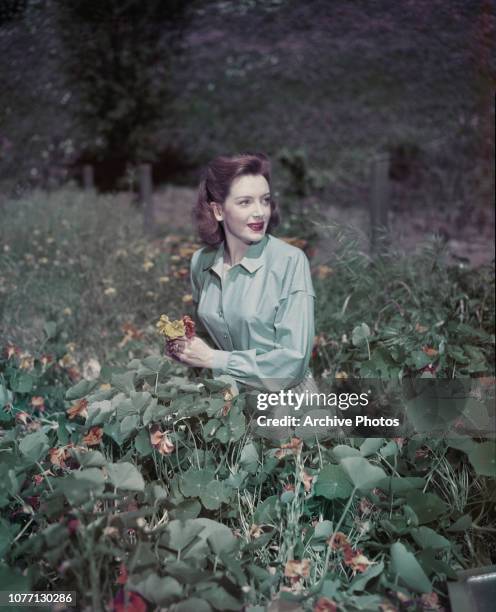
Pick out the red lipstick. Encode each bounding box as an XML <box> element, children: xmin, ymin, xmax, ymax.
<box><xmin>247</xmin><ymin>222</ymin><xmax>264</xmax><ymax>232</ymax></box>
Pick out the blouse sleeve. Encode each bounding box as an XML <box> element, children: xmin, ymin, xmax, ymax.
<box><xmin>210</xmin><ymin>251</ymin><xmax>316</xmax><ymax>391</ymax></box>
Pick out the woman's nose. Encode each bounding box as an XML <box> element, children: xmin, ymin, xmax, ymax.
<box><xmin>253</xmin><ymin>201</ymin><xmax>265</xmax><ymax>217</ymax></box>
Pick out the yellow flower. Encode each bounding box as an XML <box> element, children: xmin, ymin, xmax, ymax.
<box><xmin>158</xmin><ymin>276</ymin><xmax>170</xmax><ymax>284</ymax></box>
<box><xmin>142</xmin><ymin>260</ymin><xmax>154</xmax><ymax>271</ymax></box>
<box><xmin>170</xmin><ymin>255</ymin><xmax>181</xmax><ymax>262</ymax></box>
<box><xmin>63</xmin><ymin>307</ymin><xmax>72</xmax><ymax>316</ymax></box>
<box><xmin>316</xmin><ymin>265</ymin><xmax>334</xmax><ymax>279</ymax></box>
<box><xmin>335</xmin><ymin>371</ymin><xmax>348</xmax><ymax>380</ymax></box>
<box><xmin>39</xmin><ymin>257</ymin><xmax>49</xmax><ymax>265</ymax></box>
<box><xmin>104</xmin><ymin>287</ymin><xmax>117</xmax><ymax>296</ymax></box>
<box><xmin>182</xmin><ymin>294</ymin><xmax>193</xmax><ymax>304</ymax></box>
<box><xmin>19</xmin><ymin>353</ymin><xmax>34</xmax><ymax>370</ymax></box>
<box><xmin>46</xmin><ymin>236</ymin><xmax>55</xmax><ymax>244</ymax></box>
<box><xmin>156</xmin><ymin>315</ymin><xmax>185</xmax><ymax>339</ymax></box>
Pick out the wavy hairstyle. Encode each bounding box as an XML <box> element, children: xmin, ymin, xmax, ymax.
<box><xmin>193</xmin><ymin>152</ymin><xmax>280</xmax><ymax>247</ymax></box>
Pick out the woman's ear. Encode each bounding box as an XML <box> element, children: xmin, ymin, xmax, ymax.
<box><xmin>210</xmin><ymin>201</ymin><xmax>224</xmax><ymax>222</ymax></box>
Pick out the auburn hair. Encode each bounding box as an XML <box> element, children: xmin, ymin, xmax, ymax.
<box><xmin>193</xmin><ymin>152</ymin><xmax>280</xmax><ymax>247</ymax></box>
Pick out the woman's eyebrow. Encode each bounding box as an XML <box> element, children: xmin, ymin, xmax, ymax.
<box><xmin>234</xmin><ymin>192</ymin><xmax>271</xmax><ymax>200</ymax></box>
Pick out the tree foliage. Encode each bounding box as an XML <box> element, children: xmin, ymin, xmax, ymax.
<box><xmin>55</xmin><ymin>0</ymin><xmax>193</xmax><ymax>162</ymax></box>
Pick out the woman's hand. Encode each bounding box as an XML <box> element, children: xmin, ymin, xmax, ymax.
<box><xmin>165</xmin><ymin>337</ymin><xmax>215</xmax><ymax>369</ymax></box>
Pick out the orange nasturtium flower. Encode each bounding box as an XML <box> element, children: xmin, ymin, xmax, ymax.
<box><xmin>156</xmin><ymin>314</ymin><xmax>195</xmax><ymax>340</ymax></box>
<box><xmin>83</xmin><ymin>427</ymin><xmax>103</xmax><ymax>446</ymax></box>
<box><xmin>66</xmin><ymin>398</ymin><xmax>89</xmax><ymax>420</ymax></box>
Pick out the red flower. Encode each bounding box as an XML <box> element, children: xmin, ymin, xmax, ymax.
<box><xmin>182</xmin><ymin>315</ymin><xmax>196</xmax><ymax>339</ymax></box>
<box><xmin>111</xmin><ymin>589</ymin><xmax>147</xmax><ymax>612</ymax></box>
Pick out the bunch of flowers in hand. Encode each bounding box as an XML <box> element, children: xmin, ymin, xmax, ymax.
<box><xmin>156</xmin><ymin>314</ymin><xmax>195</xmax><ymax>355</ymax></box>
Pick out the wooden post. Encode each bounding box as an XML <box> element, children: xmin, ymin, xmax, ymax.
<box><xmin>82</xmin><ymin>164</ymin><xmax>94</xmax><ymax>190</ymax></box>
<box><xmin>370</xmin><ymin>153</ymin><xmax>391</xmax><ymax>254</ymax></box>
<box><xmin>139</xmin><ymin>163</ymin><xmax>155</xmax><ymax>235</ymax></box>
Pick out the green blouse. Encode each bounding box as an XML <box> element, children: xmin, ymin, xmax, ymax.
<box><xmin>190</xmin><ymin>234</ymin><xmax>316</xmax><ymax>392</ymax></box>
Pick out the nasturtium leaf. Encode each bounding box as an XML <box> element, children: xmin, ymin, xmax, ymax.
<box><xmin>446</xmin><ymin>437</ymin><xmax>477</xmax><ymax>454</ymax></box>
<box><xmin>390</xmin><ymin>541</ymin><xmax>432</xmax><ymax>593</ymax></box>
<box><xmin>447</xmin><ymin>345</ymin><xmax>469</xmax><ymax>364</ymax></box>
<box><xmin>332</xmin><ymin>445</ymin><xmax>362</xmax><ymax>461</ymax></box>
<box><xmin>115</xmin><ymin>398</ymin><xmax>136</xmax><ymax>420</ymax></box>
<box><xmin>134</xmin><ymin>428</ymin><xmax>153</xmax><ymax>456</ymax></box>
<box><xmin>340</xmin><ymin>457</ymin><xmax>387</xmax><ymax>492</ymax></box>
<box><xmin>411</xmin><ymin>526</ymin><xmax>450</xmax><ymax>550</ymax></box>
<box><xmin>103</xmin><ymin>422</ymin><xmax>124</xmax><ymax>446</ymax></box>
<box><xmin>310</xmin><ymin>520</ymin><xmax>333</xmax><ymax>541</ymax></box>
<box><xmin>360</xmin><ymin>438</ymin><xmax>384</xmax><ymax>456</ymax></box>
<box><xmin>416</xmin><ymin>548</ymin><xmax>458</xmax><ymax>579</ymax></box>
<box><xmin>239</xmin><ymin>442</ymin><xmax>260</xmax><ymax>474</ymax></box>
<box><xmin>280</xmin><ymin>491</ymin><xmax>294</xmax><ymax>504</ymax></box>
<box><xmin>74</xmin><ymin>450</ymin><xmax>107</xmax><ymax>467</ymax></box>
<box><xmin>161</xmin><ymin>520</ymin><xmax>205</xmax><ymax>552</ymax></box>
<box><xmin>119</xmin><ymin>414</ymin><xmax>139</xmax><ymax>440</ymax></box>
<box><xmin>198</xmin><ymin>585</ymin><xmax>242</xmax><ymax>611</ymax></box>
<box><xmin>174</xmin><ymin>598</ymin><xmax>212</xmax><ymax>612</ymax></box>
<box><xmin>200</xmin><ymin>480</ymin><xmax>232</xmax><ymax>510</ymax></box>
<box><xmin>214</xmin><ymin>426</ymin><xmax>230</xmax><ymax>444</ymax></box>
<box><xmin>0</xmin><ymin>384</ymin><xmax>13</xmax><ymax>408</ymax></box>
<box><xmin>380</xmin><ymin>440</ymin><xmax>400</xmax><ymax>458</ymax></box>
<box><xmin>66</xmin><ymin>378</ymin><xmax>98</xmax><ymax>400</ymax></box>
<box><xmin>407</xmin><ymin>351</ymin><xmax>433</xmax><ymax>369</ymax></box>
<box><xmin>142</xmin><ymin>398</ymin><xmax>160</xmax><ymax>426</ymax></box>
<box><xmin>180</xmin><ymin>469</ymin><xmax>215</xmax><ymax>498</ymax></box>
<box><xmin>404</xmin><ymin>492</ymin><xmax>448</xmax><ymax>524</ymax></box>
<box><xmin>352</xmin><ymin>323</ymin><xmax>371</xmax><ymax>347</ymax></box>
<box><xmin>348</xmin><ymin>561</ymin><xmax>384</xmax><ymax>593</ymax></box>
<box><xmin>59</xmin><ymin>468</ymin><xmax>105</xmax><ymax>505</ymax></box>
<box><xmin>131</xmin><ymin>573</ymin><xmax>182</xmax><ymax>606</ymax></box>
<box><xmin>19</xmin><ymin>431</ymin><xmax>50</xmax><ymax>462</ymax></box>
<box><xmin>376</xmin><ymin>476</ymin><xmax>425</xmax><ymax>494</ymax></box>
<box><xmin>111</xmin><ymin>371</ymin><xmax>136</xmax><ymax>395</ymax></box>
<box><xmin>468</xmin><ymin>441</ymin><xmax>496</xmax><ymax>477</ymax></box>
<box><xmin>86</xmin><ymin>400</ymin><xmax>114</xmax><ymax>427</ymax></box>
<box><xmin>253</xmin><ymin>495</ymin><xmax>280</xmax><ymax>524</ymax></box>
<box><xmin>107</xmin><ymin>462</ymin><xmax>145</xmax><ymax>492</ymax></box>
<box><xmin>447</xmin><ymin>514</ymin><xmax>472</xmax><ymax>532</ymax></box>
<box><xmin>314</xmin><ymin>464</ymin><xmax>353</xmax><ymax>499</ymax></box>
<box><xmin>11</xmin><ymin>372</ymin><xmax>34</xmax><ymax>393</ymax></box>
<box><xmin>169</xmin><ymin>499</ymin><xmax>201</xmax><ymax>521</ymax></box>
<box><xmin>227</xmin><ymin>411</ymin><xmax>246</xmax><ymax>441</ymax></box>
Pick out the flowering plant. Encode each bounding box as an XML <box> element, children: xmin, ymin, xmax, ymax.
<box><xmin>156</xmin><ymin>314</ymin><xmax>196</xmax><ymax>340</ymax></box>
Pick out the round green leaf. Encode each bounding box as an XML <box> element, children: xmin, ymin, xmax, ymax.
<box><xmin>390</xmin><ymin>541</ymin><xmax>432</xmax><ymax>593</ymax></box>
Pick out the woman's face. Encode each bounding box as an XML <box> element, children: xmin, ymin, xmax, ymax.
<box><xmin>212</xmin><ymin>174</ymin><xmax>271</xmax><ymax>246</ymax></box>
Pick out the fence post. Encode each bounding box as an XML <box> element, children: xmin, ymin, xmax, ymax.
<box><xmin>82</xmin><ymin>164</ymin><xmax>94</xmax><ymax>190</ymax></box>
<box><xmin>139</xmin><ymin>163</ymin><xmax>155</xmax><ymax>235</ymax></box>
<box><xmin>369</xmin><ymin>153</ymin><xmax>391</xmax><ymax>254</ymax></box>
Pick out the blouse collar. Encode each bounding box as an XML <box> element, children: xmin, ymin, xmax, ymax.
<box><xmin>206</xmin><ymin>234</ymin><xmax>270</xmax><ymax>277</ymax></box>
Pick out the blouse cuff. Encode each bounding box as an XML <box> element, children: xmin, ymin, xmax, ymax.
<box><xmin>210</xmin><ymin>350</ymin><xmax>231</xmax><ymax>372</ymax></box>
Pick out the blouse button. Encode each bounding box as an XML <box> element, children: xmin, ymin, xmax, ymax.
<box><xmin>223</xmin><ymin>334</ymin><xmax>228</xmax><ymax>339</ymax></box>
<box><xmin>219</xmin><ymin>311</ymin><xmax>224</xmax><ymax>317</ymax></box>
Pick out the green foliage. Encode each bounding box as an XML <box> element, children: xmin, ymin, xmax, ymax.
<box><xmin>312</xmin><ymin>226</ymin><xmax>495</xmax><ymax>380</ymax></box>
<box><xmin>54</xmin><ymin>0</ymin><xmax>192</xmax><ymax>162</ymax></box>
<box><xmin>1</xmin><ymin>345</ymin><xmax>495</xmax><ymax>609</ymax></box>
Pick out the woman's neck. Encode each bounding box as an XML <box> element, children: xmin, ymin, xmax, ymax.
<box><xmin>224</xmin><ymin>236</ymin><xmax>250</xmax><ymax>267</ymax></box>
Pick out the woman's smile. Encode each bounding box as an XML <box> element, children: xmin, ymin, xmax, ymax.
<box><xmin>247</xmin><ymin>221</ymin><xmax>265</xmax><ymax>232</ymax></box>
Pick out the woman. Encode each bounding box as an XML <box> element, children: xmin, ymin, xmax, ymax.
<box><xmin>166</xmin><ymin>153</ymin><xmax>323</xmax><ymax>436</ymax></box>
